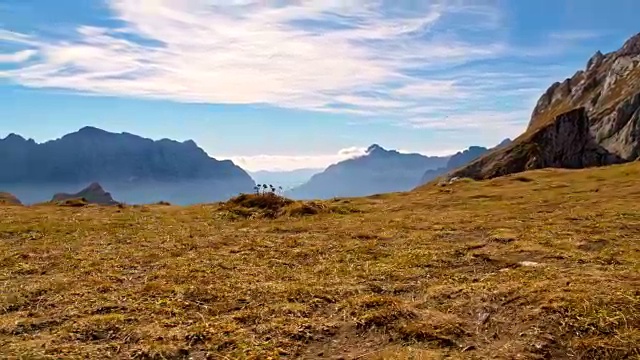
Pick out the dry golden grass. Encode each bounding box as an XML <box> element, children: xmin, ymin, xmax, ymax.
<box><xmin>1</xmin><ymin>163</ymin><xmax>639</xmax><ymax>359</ymax></box>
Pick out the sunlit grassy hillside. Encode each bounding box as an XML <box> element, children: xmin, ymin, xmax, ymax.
<box><xmin>1</xmin><ymin>163</ymin><xmax>639</xmax><ymax>359</ymax></box>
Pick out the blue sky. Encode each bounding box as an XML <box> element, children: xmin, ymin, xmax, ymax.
<box><xmin>0</xmin><ymin>0</ymin><xmax>638</xmax><ymax>171</ymax></box>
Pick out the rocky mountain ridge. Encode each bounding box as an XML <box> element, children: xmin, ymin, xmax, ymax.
<box><xmin>0</xmin><ymin>127</ymin><xmax>255</xmax><ymax>204</ymax></box>
<box><xmin>0</xmin><ymin>127</ymin><xmax>253</xmax><ymax>184</ymax></box>
<box><xmin>449</xmin><ymin>32</ymin><xmax>640</xmax><ymax>180</ymax></box>
<box><xmin>420</xmin><ymin>140</ymin><xmax>511</xmax><ymax>185</ymax></box>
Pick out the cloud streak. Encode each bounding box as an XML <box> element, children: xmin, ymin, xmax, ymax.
<box><xmin>0</xmin><ymin>2</ymin><xmax>509</xmax><ymax>111</ymax></box>
<box><xmin>221</xmin><ymin>145</ymin><xmax>458</xmax><ymax>172</ymax></box>
<box><xmin>0</xmin><ymin>0</ymin><xmax>593</xmax><ymax>134</ymax></box>
<box><xmin>0</xmin><ymin>49</ymin><xmax>36</xmax><ymax>63</ymax></box>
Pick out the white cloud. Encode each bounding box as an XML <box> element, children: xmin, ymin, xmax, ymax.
<box><xmin>390</xmin><ymin>80</ymin><xmax>468</xmax><ymax>99</ymax></box>
<box><xmin>0</xmin><ymin>30</ymin><xmax>37</xmax><ymax>45</ymax></box>
<box><xmin>405</xmin><ymin>109</ymin><xmax>530</xmax><ymax>142</ymax></box>
<box><xmin>221</xmin><ymin>146</ymin><xmax>458</xmax><ymax>171</ymax></box>
<box><xmin>0</xmin><ymin>49</ymin><xmax>36</xmax><ymax>63</ymax></box>
<box><xmin>222</xmin><ymin>147</ymin><xmax>369</xmax><ymax>172</ymax></box>
<box><xmin>0</xmin><ymin>0</ymin><xmax>508</xmax><ymax>115</ymax></box>
<box><xmin>0</xmin><ymin>0</ymin><xmax>592</xmax><ymax>135</ymax></box>
<box><xmin>550</xmin><ymin>30</ymin><xmax>603</xmax><ymax>41</ymax></box>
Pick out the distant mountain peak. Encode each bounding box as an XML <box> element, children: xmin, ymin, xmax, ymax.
<box><xmin>497</xmin><ymin>138</ymin><xmax>512</xmax><ymax>148</ymax></box>
<box><xmin>3</xmin><ymin>133</ymin><xmax>26</xmax><ymax>142</ymax></box>
<box><xmin>53</xmin><ymin>182</ymin><xmax>118</xmax><ymax>205</ymax></box>
<box><xmin>366</xmin><ymin>144</ymin><xmax>386</xmax><ymax>154</ymax></box>
<box><xmin>86</xmin><ymin>182</ymin><xmax>105</xmax><ymax>192</ymax></box>
<box><xmin>77</xmin><ymin>126</ymin><xmax>110</xmax><ymax>135</ymax></box>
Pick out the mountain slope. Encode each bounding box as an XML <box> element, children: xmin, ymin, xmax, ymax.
<box><xmin>287</xmin><ymin>144</ymin><xmax>449</xmax><ymax>199</ymax></box>
<box><xmin>52</xmin><ymin>183</ymin><xmax>119</xmax><ymax>205</ymax></box>
<box><xmin>0</xmin><ymin>127</ymin><xmax>255</xmax><ymax>204</ymax></box>
<box><xmin>450</xmin><ymin>32</ymin><xmax>640</xmax><ymax>180</ymax></box>
<box><xmin>0</xmin><ymin>192</ymin><xmax>21</xmax><ymax>206</ymax></box>
<box><xmin>420</xmin><ymin>140</ymin><xmax>511</xmax><ymax>185</ymax></box>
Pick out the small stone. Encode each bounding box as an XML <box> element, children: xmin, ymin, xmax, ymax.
<box><xmin>477</xmin><ymin>311</ymin><xmax>491</xmax><ymax>324</ymax></box>
<box><xmin>518</xmin><ymin>261</ymin><xmax>544</xmax><ymax>267</ymax></box>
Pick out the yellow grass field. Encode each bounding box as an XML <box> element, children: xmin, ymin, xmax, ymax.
<box><xmin>1</xmin><ymin>163</ymin><xmax>639</xmax><ymax>359</ymax></box>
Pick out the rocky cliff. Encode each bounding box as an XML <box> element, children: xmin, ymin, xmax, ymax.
<box><xmin>450</xmin><ymin>32</ymin><xmax>640</xmax><ymax>180</ymax></box>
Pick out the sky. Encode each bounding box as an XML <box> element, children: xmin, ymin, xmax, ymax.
<box><xmin>0</xmin><ymin>0</ymin><xmax>639</xmax><ymax>171</ymax></box>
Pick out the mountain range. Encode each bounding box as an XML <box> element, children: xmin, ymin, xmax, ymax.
<box><xmin>1</xmin><ymin>126</ymin><xmax>504</xmax><ymax>204</ymax></box>
<box><xmin>0</xmin><ymin>127</ymin><xmax>255</xmax><ymax>205</ymax></box>
<box><xmin>5</xmin><ymin>33</ymin><xmax>640</xmax><ymax>204</ymax></box>
<box><xmin>286</xmin><ymin>144</ymin><xmax>450</xmax><ymax>199</ymax></box>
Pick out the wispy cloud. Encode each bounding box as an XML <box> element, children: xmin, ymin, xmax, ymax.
<box><xmin>0</xmin><ymin>49</ymin><xmax>36</xmax><ymax>63</ymax></box>
<box><xmin>0</xmin><ymin>1</ymin><xmax>505</xmax><ymax>110</ymax></box>
<box><xmin>224</xmin><ymin>146</ymin><xmax>368</xmax><ymax>172</ymax></box>
<box><xmin>0</xmin><ymin>29</ymin><xmax>37</xmax><ymax>45</ymax></box>
<box><xmin>550</xmin><ymin>30</ymin><xmax>604</xmax><ymax>41</ymax></box>
<box><xmin>0</xmin><ymin>0</ymin><xmax>591</xmax><ymax>134</ymax></box>
<box><xmin>407</xmin><ymin>109</ymin><xmax>530</xmax><ymax>130</ymax></box>
<box><xmin>221</xmin><ymin>145</ymin><xmax>458</xmax><ymax>172</ymax></box>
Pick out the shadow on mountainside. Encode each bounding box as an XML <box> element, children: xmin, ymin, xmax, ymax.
<box><xmin>450</xmin><ymin>108</ymin><xmax>626</xmax><ymax>180</ymax></box>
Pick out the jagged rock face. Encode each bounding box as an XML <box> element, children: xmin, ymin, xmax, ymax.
<box><xmin>528</xmin><ymin>109</ymin><xmax>622</xmax><ymax>169</ymax></box>
<box><xmin>451</xmin><ymin>33</ymin><xmax>640</xmax><ymax>180</ymax></box>
<box><xmin>591</xmin><ymin>92</ymin><xmax>640</xmax><ymax>159</ymax></box>
<box><xmin>52</xmin><ymin>182</ymin><xmax>118</xmax><ymax>205</ymax></box>
<box><xmin>530</xmin><ymin>33</ymin><xmax>640</xmax><ymax>130</ymax></box>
